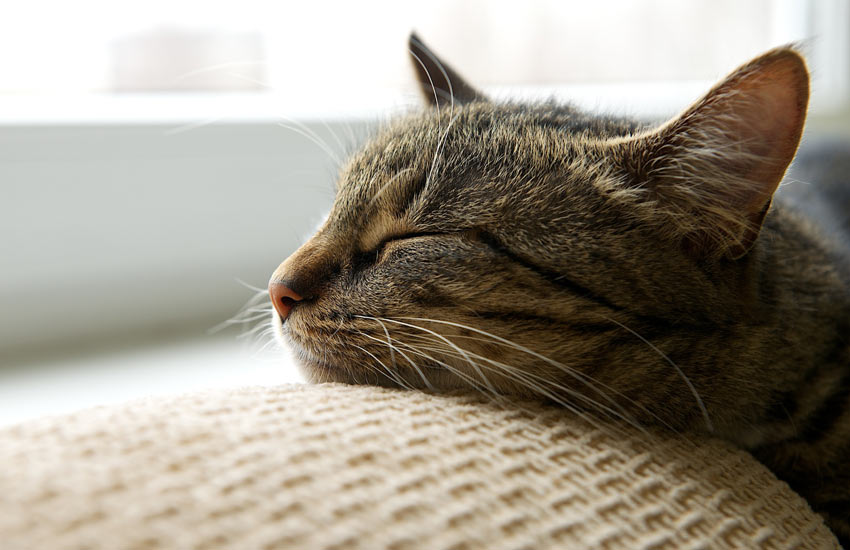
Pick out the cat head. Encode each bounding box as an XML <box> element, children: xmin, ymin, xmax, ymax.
<box><xmin>269</xmin><ymin>34</ymin><xmax>809</xmax><ymax>428</ymax></box>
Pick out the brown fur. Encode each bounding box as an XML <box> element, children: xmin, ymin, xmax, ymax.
<box><xmin>269</xmin><ymin>37</ymin><xmax>850</xmax><ymax>544</ymax></box>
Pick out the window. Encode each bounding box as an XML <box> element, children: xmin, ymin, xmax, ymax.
<box><xmin>1</xmin><ymin>0</ymin><xmax>846</xmax><ymax>121</ymax></box>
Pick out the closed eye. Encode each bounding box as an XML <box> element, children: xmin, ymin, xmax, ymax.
<box><xmin>373</xmin><ymin>231</ymin><xmax>443</xmax><ymax>254</ymax></box>
<box><xmin>351</xmin><ymin>231</ymin><xmax>444</xmax><ymax>271</ymax></box>
<box><xmin>374</xmin><ymin>228</ymin><xmax>487</xmax><ymax>257</ymax></box>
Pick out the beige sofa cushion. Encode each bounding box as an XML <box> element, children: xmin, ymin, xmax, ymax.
<box><xmin>0</xmin><ymin>383</ymin><xmax>839</xmax><ymax>549</ymax></box>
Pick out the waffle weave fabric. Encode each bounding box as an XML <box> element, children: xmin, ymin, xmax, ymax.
<box><xmin>0</xmin><ymin>383</ymin><xmax>839</xmax><ymax>549</ymax></box>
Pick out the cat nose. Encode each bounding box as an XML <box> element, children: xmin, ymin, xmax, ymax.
<box><xmin>269</xmin><ymin>281</ymin><xmax>303</xmax><ymax>322</ymax></box>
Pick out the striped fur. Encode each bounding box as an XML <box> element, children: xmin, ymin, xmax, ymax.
<box><xmin>268</xmin><ymin>38</ymin><xmax>850</xmax><ymax>543</ymax></box>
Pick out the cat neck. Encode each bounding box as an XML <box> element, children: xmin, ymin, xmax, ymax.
<box><xmin>722</xmin><ymin>201</ymin><xmax>850</xmax><ymax>447</ymax></box>
<box><xmin>757</xmin><ymin>200</ymin><xmax>850</xmax><ymax>332</ymax></box>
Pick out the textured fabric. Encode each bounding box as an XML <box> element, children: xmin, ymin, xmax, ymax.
<box><xmin>0</xmin><ymin>383</ymin><xmax>839</xmax><ymax>549</ymax></box>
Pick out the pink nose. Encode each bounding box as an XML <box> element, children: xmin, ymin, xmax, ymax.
<box><xmin>269</xmin><ymin>282</ymin><xmax>303</xmax><ymax>322</ymax></box>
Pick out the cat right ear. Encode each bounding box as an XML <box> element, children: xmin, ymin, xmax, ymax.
<box><xmin>408</xmin><ymin>32</ymin><xmax>485</xmax><ymax>107</ymax></box>
<box><xmin>615</xmin><ymin>47</ymin><xmax>809</xmax><ymax>260</ymax></box>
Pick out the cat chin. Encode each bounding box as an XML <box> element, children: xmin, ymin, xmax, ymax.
<box><xmin>272</xmin><ymin>312</ymin><xmax>564</xmax><ymax>395</ymax></box>
<box><xmin>289</xmin><ymin>348</ymin><xmax>412</xmax><ymax>389</ymax></box>
<box><xmin>270</xmin><ymin>313</ymin><xmax>321</xmax><ymax>379</ymax></box>
<box><xmin>274</xmin><ymin>324</ymin><xmax>365</xmax><ymax>385</ymax></box>
<box><xmin>280</xmin><ymin>331</ymin><xmax>478</xmax><ymax>391</ymax></box>
<box><xmin>297</xmin><ymin>360</ymin><xmax>404</xmax><ymax>389</ymax></box>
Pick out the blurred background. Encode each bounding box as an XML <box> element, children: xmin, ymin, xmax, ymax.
<box><xmin>2</xmin><ymin>0</ymin><xmax>849</xmax><ymax>425</ymax></box>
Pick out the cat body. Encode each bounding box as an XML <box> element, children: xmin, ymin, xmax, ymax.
<box><xmin>268</xmin><ymin>36</ymin><xmax>850</xmax><ymax>543</ymax></box>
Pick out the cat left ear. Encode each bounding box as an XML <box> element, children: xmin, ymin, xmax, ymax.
<box><xmin>619</xmin><ymin>47</ymin><xmax>809</xmax><ymax>260</ymax></box>
<box><xmin>408</xmin><ymin>32</ymin><xmax>485</xmax><ymax>107</ymax></box>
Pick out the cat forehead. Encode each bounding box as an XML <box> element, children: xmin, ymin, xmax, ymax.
<box><xmin>388</xmin><ymin>102</ymin><xmax>639</xmax><ymax>140</ymax></box>
<box><xmin>350</xmin><ymin>102</ymin><xmax>638</xmax><ymax>177</ymax></box>
<box><xmin>328</xmin><ymin>102</ymin><xmax>639</xmax><ymax>244</ymax></box>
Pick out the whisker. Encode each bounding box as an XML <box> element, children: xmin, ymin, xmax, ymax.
<box><xmin>402</xmin><ymin>335</ymin><xmax>646</xmax><ymax>439</ymax></box>
<box><xmin>360</xmin><ymin>315</ymin><xmax>497</xmax><ymax>393</ymax></box>
<box><xmin>402</xmin><ymin>328</ymin><xmax>672</xmax><ymax>432</ymax></box>
<box><xmin>235</xmin><ymin>279</ymin><xmax>270</xmax><ymax>294</ymax></box>
<box><xmin>316</xmin><ymin>118</ymin><xmax>348</xmax><ymax>159</ymax></box>
<box><xmin>409</xmin><ymin>33</ymin><xmax>455</xmax><ymax>119</ymax></box>
<box><xmin>395</xmin><ymin>337</ymin><xmax>630</xmax><ymax>438</ymax></box>
<box><xmin>277</xmin><ymin>119</ymin><xmax>342</xmax><ymax>167</ymax></box>
<box><xmin>393</xmin><ymin>316</ymin><xmax>632</xmax><ymax>420</ymax></box>
<box><xmin>425</xmin><ymin>113</ymin><xmax>459</xmax><ymax>188</ymax></box>
<box><xmin>601</xmin><ymin>315</ymin><xmax>714</xmax><ymax>433</ymax></box>
<box><xmin>355</xmin><ymin>329</ymin><xmax>434</xmax><ymax>390</ymax></box>
<box><xmin>369</xmin><ymin>317</ymin><xmax>397</xmax><ymax>371</ymax></box>
<box><xmin>208</xmin><ymin>285</ymin><xmax>271</xmax><ymax>335</ymax></box>
<box><xmin>389</xmin><ymin>337</ymin><xmax>506</xmax><ymax>403</ymax></box>
<box><xmin>349</xmin><ymin>343</ymin><xmax>414</xmax><ymax>391</ymax></box>
<box><xmin>236</xmin><ymin>321</ymin><xmax>277</xmax><ymax>339</ymax></box>
<box><xmin>250</xmin><ymin>335</ymin><xmax>283</xmax><ymax>358</ymax></box>
<box><xmin>217</xmin><ymin>312</ymin><xmax>273</xmax><ymax>325</ymax></box>
<box><xmin>408</xmin><ymin>48</ymin><xmax>442</xmax><ymax>124</ymax></box>
<box><xmin>381</xmin><ymin>323</ymin><xmax>633</xmax><ymax>439</ymax></box>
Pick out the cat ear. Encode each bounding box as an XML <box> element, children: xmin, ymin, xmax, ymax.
<box><xmin>619</xmin><ymin>47</ymin><xmax>809</xmax><ymax>260</ymax></box>
<box><xmin>408</xmin><ymin>32</ymin><xmax>485</xmax><ymax>107</ymax></box>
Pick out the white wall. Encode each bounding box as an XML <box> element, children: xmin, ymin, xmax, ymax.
<box><xmin>1</xmin><ymin>120</ymin><xmax>369</xmax><ymax>359</ymax></box>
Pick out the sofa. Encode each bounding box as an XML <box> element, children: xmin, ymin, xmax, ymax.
<box><xmin>0</xmin><ymin>383</ymin><xmax>839</xmax><ymax>549</ymax></box>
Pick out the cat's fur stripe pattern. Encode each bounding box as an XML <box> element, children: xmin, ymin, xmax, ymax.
<box><xmin>269</xmin><ymin>36</ymin><xmax>850</xmax><ymax>544</ymax></box>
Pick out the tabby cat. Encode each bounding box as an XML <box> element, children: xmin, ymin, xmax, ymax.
<box><xmin>268</xmin><ymin>34</ymin><xmax>850</xmax><ymax>544</ymax></box>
